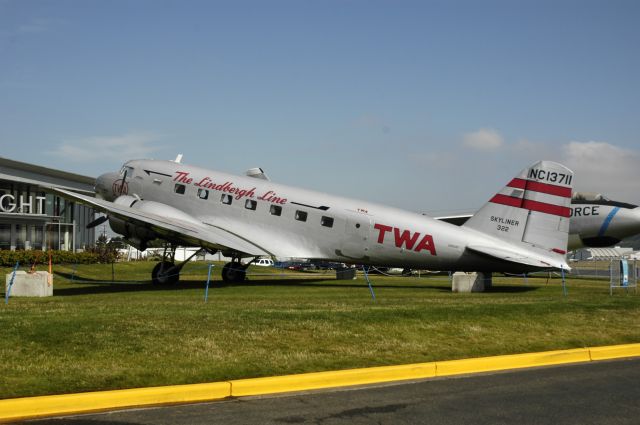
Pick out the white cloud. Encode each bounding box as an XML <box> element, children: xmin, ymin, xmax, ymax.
<box><xmin>462</xmin><ymin>128</ymin><xmax>504</xmax><ymax>151</ymax></box>
<box><xmin>409</xmin><ymin>134</ymin><xmax>640</xmax><ymax>210</ymax></box>
<box><xmin>50</xmin><ymin>132</ymin><xmax>164</xmax><ymax>163</ymax></box>
<box><xmin>561</xmin><ymin>141</ymin><xmax>640</xmax><ymax>203</ymax></box>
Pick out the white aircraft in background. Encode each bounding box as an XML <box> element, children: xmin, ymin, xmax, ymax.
<box><xmin>436</xmin><ymin>193</ymin><xmax>640</xmax><ymax>251</ymax></box>
<box><xmin>567</xmin><ymin>193</ymin><xmax>640</xmax><ymax>249</ymax></box>
<box><xmin>54</xmin><ymin>159</ymin><xmax>574</xmax><ymax>284</ymax></box>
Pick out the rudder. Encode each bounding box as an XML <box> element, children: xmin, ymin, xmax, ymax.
<box><xmin>463</xmin><ymin>161</ymin><xmax>573</xmax><ymax>255</ymax></box>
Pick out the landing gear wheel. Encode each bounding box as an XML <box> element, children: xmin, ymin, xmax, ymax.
<box><xmin>222</xmin><ymin>262</ymin><xmax>246</xmax><ymax>283</ymax></box>
<box><xmin>152</xmin><ymin>261</ymin><xmax>179</xmax><ymax>285</ymax></box>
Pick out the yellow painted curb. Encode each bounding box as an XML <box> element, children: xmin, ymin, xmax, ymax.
<box><xmin>589</xmin><ymin>343</ymin><xmax>640</xmax><ymax>361</ymax></box>
<box><xmin>2</xmin><ymin>343</ymin><xmax>640</xmax><ymax>422</ymax></box>
<box><xmin>0</xmin><ymin>382</ymin><xmax>230</xmax><ymax>422</ymax></box>
<box><xmin>230</xmin><ymin>362</ymin><xmax>437</xmax><ymax>397</ymax></box>
<box><xmin>436</xmin><ymin>348</ymin><xmax>592</xmax><ymax>377</ymax></box>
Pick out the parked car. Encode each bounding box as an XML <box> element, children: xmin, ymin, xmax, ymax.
<box><xmin>254</xmin><ymin>258</ymin><xmax>274</xmax><ymax>267</ymax></box>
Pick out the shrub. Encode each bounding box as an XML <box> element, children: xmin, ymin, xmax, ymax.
<box><xmin>0</xmin><ymin>250</ymin><xmax>101</xmax><ymax>267</ymax></box>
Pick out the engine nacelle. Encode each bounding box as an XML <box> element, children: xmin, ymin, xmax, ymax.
<box><xmin>108</xmin><ymin>195</ymin><xmax>201</xmax><ymax>250</ymax></box>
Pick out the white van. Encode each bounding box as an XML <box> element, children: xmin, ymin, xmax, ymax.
<box><xmin>254</xmin><ymin>258</ymin><xmax>274</xmax><ymax>267</ymax></box>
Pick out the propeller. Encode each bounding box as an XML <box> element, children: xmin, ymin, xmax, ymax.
<box><xmin>86</xmin><ymin>215</ymin><xmax>108</xmax><ymax>229</ymax></box>
<box><xmin>119</xmin><ymin>168</ymin><xmax>128</xmax><ymax>196</ymax></box>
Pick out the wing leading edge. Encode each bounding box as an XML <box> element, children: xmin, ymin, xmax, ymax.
<box><xmin>52</xmin><ymin>188</ymin><xmax>270</xmax><ymax>257</ymax></box>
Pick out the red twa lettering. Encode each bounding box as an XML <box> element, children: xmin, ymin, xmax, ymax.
<box><xmin>394</xmin><ymin>228</ymin><xmax>420</xmax><ymax>250</ymax></box>
<box><xmin>374</xmin><ymin>223</ymin><xmax>392</xmax><ymax>243</ymax></box>
<box><xmin>373</xmin><ymin>223</ymin><xmax>437</xmax><ymax>256</ymax></box>
<box><xmin>414</xmin><ymin>234</ymin><xmax>436</xmax><ymax>256</ymax></box>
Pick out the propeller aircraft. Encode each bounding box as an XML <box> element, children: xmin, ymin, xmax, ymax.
<box><xmin>54</xmin><ymin>158</ymin><xmax>574</xmax><ymax>285</ymax></box>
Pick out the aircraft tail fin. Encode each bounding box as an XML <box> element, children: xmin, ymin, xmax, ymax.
<box><xmin>463</xmin><ymin>161</ymin><xmax>573</xmax><ymax>257</ymax></box>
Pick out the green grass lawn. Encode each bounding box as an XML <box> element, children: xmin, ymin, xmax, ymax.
<box><xmin>1</xmin><ymin>261</ymin><xmax>639</xmax><ymax>399</ymax></box>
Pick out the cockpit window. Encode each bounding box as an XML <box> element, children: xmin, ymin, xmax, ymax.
<box><xmin>572</xmin><ymin>192</ymin><xmax>610</xmax><ymax>202</ymax></box>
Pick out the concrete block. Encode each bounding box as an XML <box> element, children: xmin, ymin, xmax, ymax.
<box><xmin>5</xmin><ymin>271</ymin><xmax>53</xmax><ymax>297</ymax></box>
<box><xmin>452</xmin><ymin>272</ymin><xmax>486</xmax><ymax>293</ymax></box>
<box><xmin>336</xmin><ymin>267</ymin><xmax>357</xmax><ymax>280</ymax></box>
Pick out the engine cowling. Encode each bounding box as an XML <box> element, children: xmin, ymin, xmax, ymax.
<box><xmin>108</xmin><ymin>195</ymin><xmax>201</xmax><ymax>250</ymax></box>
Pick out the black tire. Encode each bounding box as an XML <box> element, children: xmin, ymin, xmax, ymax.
<box><xmin>152</xmin><ymin>261</ymin><xmax>179</xmax><ymax>285</ymax></box>
<box><xmin>222</xmin><ymin>262</ymin><xmax>246</xmax><ymax>283</ymax></box>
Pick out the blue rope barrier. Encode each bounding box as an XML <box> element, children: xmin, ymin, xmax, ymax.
<box><xmin>204</xmin><ymin>263</ymin><xmax>214</xmax><ymax>302</ymax></box>
<box><xmin>5</xmin><ymin>262</ymin><xmax>20</xmax><ymax>304</ymax></box>
<box><xmin>362</xmin><ymin>266</ymin><xmax>376</xmax><ymax>302</ymax></box>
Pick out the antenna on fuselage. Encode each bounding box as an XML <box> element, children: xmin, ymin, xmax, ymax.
<box><xmin>173</xmin><ymin>154</ymin><xmax>183</xmax><ymax>163</ymax></box>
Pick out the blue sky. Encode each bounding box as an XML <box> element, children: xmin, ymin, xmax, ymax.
<box><xmin>1</xmin><ymin>0</ymin><xmax>639</xmax><ymax>213</ymax></box>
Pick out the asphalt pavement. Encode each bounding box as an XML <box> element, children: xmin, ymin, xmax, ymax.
<box><xmin>23</xmin><ymin>358</ymin><xmax>640</xmax><ymax>425</ymax></box>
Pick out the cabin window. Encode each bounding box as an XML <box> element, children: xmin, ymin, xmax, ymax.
<box><xmin>245</xmin><ymin>199</ymin><xmax>257</xmax><ymax>210</ymax></box>
<box><xmin>295</xmin><ymin>210</ymin><xmax>308</xmax><ymax>222</ymax></box>
<box><xmin>197</xmin><ymin>189</ymin><xmax>209</xmax><ymax>200</ymax></box>
<box><xmin>174</xmin><ymin>184</ymin><xmax>186</xmax><ymax>194</ymax></box>
<box><xmin>221</xmin><ymin>194</ymin><xmax>232</xmax><ymax>205</ymax></box>
<box><xmin>270</xmin><ymin>205</ymin><xmax>282</xmax><ymax>216</ymax></box>
<box><xmin>321</xmin><ymin>216</ymin><xmax>334</xmax><ymax>228</ymax></box>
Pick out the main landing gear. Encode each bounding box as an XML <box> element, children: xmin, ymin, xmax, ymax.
<box><xmin>221</xmin><ymin>255</ymin><xmax>263</xmax><ymax>283</ymax></box>
<box><xmin>221</xmin><ymin>258</ymin><xmax>249</xmax><ymax>283</ymax></box>
<box><xmin>151</xmin><ymin>244</ymin><xmax>203</xmax><ymax>286</ymax></box>
<box><xmin>151</xmin><ymin>261</ymin><xmax>180</xmax><ymax>285</ymax></box>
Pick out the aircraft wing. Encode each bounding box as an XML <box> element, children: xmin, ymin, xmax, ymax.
<box><xmin>52</xmin><ymin>188</ymin><xmax>270</xmax><ymax>256</ymax></box>
<box><xmin>0</xmin><ymin>172</ymin><xmax>96</xmax><ymax>195</ymax></box>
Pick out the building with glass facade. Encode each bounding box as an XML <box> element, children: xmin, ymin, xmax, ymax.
<box><xmin>0</xmin><ymin>157</ymin><xmax>96</xmax><ymax>251</ymax></box>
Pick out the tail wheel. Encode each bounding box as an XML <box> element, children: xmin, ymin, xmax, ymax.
<box><xmin>152</xmin><ymin>261</ymin><xmax>179</xmax><ymax>285</ymax></box>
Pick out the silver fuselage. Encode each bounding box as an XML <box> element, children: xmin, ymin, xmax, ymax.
<box><xmin>96</xmin><ymin>159</ymin><xmax>564</xmax><ymax>273</ymax></box>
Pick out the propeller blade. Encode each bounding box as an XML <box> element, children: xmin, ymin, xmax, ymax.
<box><xmin>120</xmin><ymin>169</ymin><xmax>128</xmax><ymax>195</ymax></box>
<box><xmin>86</xmin><ymin>215</ymin><xmax>108</xmax><ymax>229</ymax></box>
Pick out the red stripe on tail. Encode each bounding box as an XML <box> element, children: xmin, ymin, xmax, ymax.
<box><xmin>506</xmin><ymin>178</ymin><xmax>527</xmax><ymax>189</ymax></box>
<box><xmin>490</xmin><ymin>196</ymin><xmax>571</xmax><ymax>217</ymax></box>
<box><xmin>507</xmin><ymin>178</ymin><xmax>571</xmax><ymax>198</ymax></box>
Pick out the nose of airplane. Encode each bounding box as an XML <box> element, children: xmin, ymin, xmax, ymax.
<box><xmin>94</xmin><ymin>171</ymin><xmax>123</xmax><ymax>201</ymax></box>
<box><xmin>630</xmin><ymin>207</ymin><xmax>640</xmax><ymax>233</ymax></box>
<box><xmin>609</xmin><ymin>205</ymin><xmax>640</xmax><ymax>240</ymax></box>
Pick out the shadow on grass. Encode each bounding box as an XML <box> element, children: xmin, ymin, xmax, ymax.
<box><xmin>52</xmin><ymin>271</ymin><xmax>539</xmax><ymax>296</ymax></box>
<box><xmin>484</xmin><ymin>285</ymin><xmax>539</xmax><ymax>293</ymax></box>
<box><xmin>54</xmin><ymin>271</ymin><xmax>148</xmax><ymax>284</ymax></box>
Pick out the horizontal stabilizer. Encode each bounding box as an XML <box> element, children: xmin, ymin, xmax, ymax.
<box><xmin>467</xmin><ymin>245</ymin><xmax>570</xmax><ymax>271</ymax></box>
